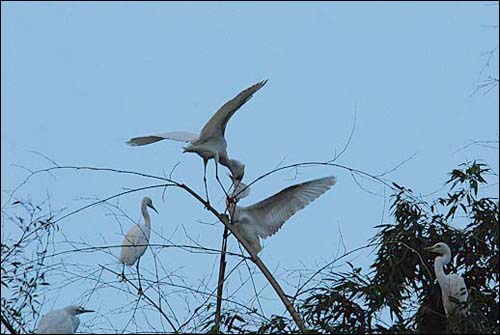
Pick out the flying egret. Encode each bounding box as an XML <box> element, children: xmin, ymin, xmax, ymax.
<box><xmin>120</xmin><ymin>197</ymin><xmax>158</xmax><ymax>294</ymax></box>
<box><xmin>36</xmin><ymin>305</ymin><xmax>93</xmax><ymax>334</ymax></box>
<box><xmin>227</xmin><ymin>176</ymin><xmax>336</xmax><ymax>255</ymax></box>
<box><xmin>425</xmin><ymin>242</ymin><xmax>468</xmax><ymax>317</ymax></box>
<box><xmin>126</xmin><ymin>80</ymin><xmax>268</xmax><ymax>203</ymax></box>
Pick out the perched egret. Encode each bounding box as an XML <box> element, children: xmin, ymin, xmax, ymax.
<box><xmin>227</xmin><ymin>176</ymin><xmax>336</xmax><ymax>254</ymax></box>
<box><xmin>126</xmin><ymin>80</ymin><xmax>268</xmax><ymax>203</ymax></box>
<box><xmin>36</xmin><ymin>305</ymin><xmax>93</xmax><ymax>334</ymax></box>
<box><xmin>425</xmin><ymin>242</ymin><xmax>468</xmax><ymax>317</ymax></box>
<box><xmin>120</xmin><ymin>197</ymin><xmax>158</xmax><ymax>294</ymax></box>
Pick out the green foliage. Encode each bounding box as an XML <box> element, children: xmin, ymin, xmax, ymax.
<box><xmin>257</xmin><ymin>161</ymin><xmax>499</xmax><ymax>334</ymax></box>
<box><xmin>300</xmin><ymin>266</ymin><xmax>373</xmax><ymax>334</ymax></box>
<box><xmin>1</xmin><ymin>198</ymin><xmax>58</xmax><ymax>334</ymax></box>
<box><xmin>257</xmin><ymin>315</ymin><xmax>295</xmax><ymax>334</ymax></box>
<box><xmin>1</xmin><ymin>161</ymin><xmax>497</xmax><ymax>334</ymax></box>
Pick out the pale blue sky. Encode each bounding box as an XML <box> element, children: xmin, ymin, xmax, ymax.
<box><xmin>2</xmin><ymin>2</ymin><xmax>498</xmax><ymax>333</ymax></box>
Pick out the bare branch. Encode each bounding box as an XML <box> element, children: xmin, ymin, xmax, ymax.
<box><xmin>1</xmin><ymin>314</ymin><xmax>18</xmax><ymax>335</ymax></box>
<box><xmin>99</xmin><ymin>265</ymin><xmax>179</xmax><ymax>333</ymax></box>
<box><xmin>214</xmin><ymin>226</ymin><xmax>229</xmax><ymax>332</ymax></box>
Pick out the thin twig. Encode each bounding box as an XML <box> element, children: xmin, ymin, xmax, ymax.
<box><xmin>10</xmin><ymin>165</ymin><xmax>307</xmax><ymax>332</ymax></box>
<box><xmin>214</xmin><ymin>225</ymin><xmax>229</xmax><ymax>332</ymax></box>
<box><xmin>99</xmin><ymin>265</ymin><xmax>179</xmax><ymax>333</ymax></box>
<box><xmin>0</xmin><ymin>314</ymin><xmax>18</xmax><ymax>335</ymax></box>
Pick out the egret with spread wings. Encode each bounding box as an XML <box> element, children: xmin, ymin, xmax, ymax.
<box><xmin>127</xmin><ymin>80</ymin><xmax>268</xmax><ymax>203</ymax></box>
<box><xmin>227</xmin><ymin>176</ymin><xmax>336</xmax><ymax>255</ymax></box>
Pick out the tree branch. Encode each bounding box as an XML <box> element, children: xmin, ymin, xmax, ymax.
<box><xmin>99</xmin><ymin>265</ymin><xmax>179</xmax><ymax>333</ymax></box>
<box><xmin>0</xmin><ymin>314</ymin><xmax>18</xmax><ymax>335</ymax></box>
<box><xmin>177</xmin><ymin>182</ymin><xmax>307</xmax><ymax>332</ymax></box>
<box><xmin>10</xmin><ymin>165</ymin><xmax>307</xmax><ymax>332</ymax></box>
<box><xmin>214</xmin><ymin>225</ymin><xmax>229</xmax><ymax>332</ymax></box>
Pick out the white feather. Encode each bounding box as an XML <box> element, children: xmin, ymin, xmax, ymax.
<box><xmin>120</xmin><ymin>197</ymin><xmax>157</xmax><ymax>266</ymax></box>
<box><xmin>230</xmin><ymin>176</ymin><xmax>336</xmax><ymax>254</ymax></box>
<box><xmin>126</xmin><ymin>81</ymin><xmax>267</xmax><ymax>182</ymax></box>
<box><xmin>199</xmin><ymin>80</ymin><xmax>268</xmax><ymax>139</ymax></box>
<box><xmin>36</xmin><ymin>305</ymin><xmax>93</xmax><ymax>334</ymax></box>
<box><xmin>126</xmin><ymin>131</ymin><xmax>199</xmax><ymax>146</ymax></box>
<box><xmin>426</xmin><ymin>242</ymin><xmax>469</xmax><ymax>316</ymax></box>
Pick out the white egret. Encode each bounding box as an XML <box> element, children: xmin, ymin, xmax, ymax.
<box><xmin>120</xmin><ymin>197</ymin><xmax>158</xmax><ymax>294</ymax></box>
<box><xmin>126</xmin><ymin>80</ymin><xmax>268</xmax><ymax>203</ymax></box>
<box><xmin>425</xmin><ymin>242</ymin><xmax>468</xmax><ymax>317</ymax></box>
<box><xmin>227</xmin><ymin>176</ymin><xmax>336</xmax><ymax>254</ymax></box>
<box><xmin>36</xmin><ymin>305</ymin><xmax>93</xmax><ymax>334</ymax></box>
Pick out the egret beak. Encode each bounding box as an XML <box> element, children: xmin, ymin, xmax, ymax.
<box><xmin>424</xmin><ymin>246</ymin><xmax>436</xmax><ymax>252</ymax></box>
<box><xmin>149</xmin><ymin>204</ymin><xmax>159</xmax><ymax>214</ymax></box>
<box><xmin>77</xmin><ymin>308</ymin><xmax>94</xmax><ymax>314</ymax></box>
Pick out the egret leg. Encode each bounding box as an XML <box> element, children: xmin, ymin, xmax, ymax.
<box><xmin>214</xmin><ymin>160</ymin><xmax>229</xmax><ymax>199</ymax></box>
<box><xmin>119</xmin><ymin>264</ymin><xmax>126</xmax><ymax>282</ymax></box>
<box><xmin>136</xmin><ymin>259</ymin><xmax>143</xmax><ymax>295</ymax></box>
<box><xmin>203</xmin><ymin>159</ymin><xmax>210</xmax><ymax>208</ymax></box>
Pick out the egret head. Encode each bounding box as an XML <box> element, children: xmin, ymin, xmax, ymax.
<box><xmin>64</xmin><ymin>305</ymin><xmax>94</xmax><ymax>315</ymax></box>
<box><xmin>228</xmin><ymin>178</ymin><xmax>250</xmax><ymax>200</ymax></box>
<box><xmin>142</xmin><ymin>197</ymin><xmax>159</xmax><ymax>214</ymax></box>
<box><xmin>424</xmin><ymin>242</ymin><xmax>451</xmax><ymax>256</ymax></box>
<box><xmin>229</xmin><ymin>159</ymin><xmax>245</xmax><ymax>181</ymax></box>
<box><xmin>182</xmin><ymin>143</ymin><xmax>198</xmax><ymax>154</ymax></box>
<box><xmin>226</xmin><ymin>179</ymin><xmax>249</xmax><ymax>218</ymax></box>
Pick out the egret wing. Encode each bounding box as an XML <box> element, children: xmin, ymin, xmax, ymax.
<box><xmin>127</xmin><ymin>131</ymin><xmax>199</xmax><ymax>146</ymax></box>
<box><xmin>243</xmin><ymin>176</ymin><xmax>336</xmax><ymax>238</ymax></box>
<box><xmin>71</xmin><ymin>316</ymin><xmax>80</xmax><ymax>333</ymax></box>
<box><xmin>199</xmin><ymin>80</ymin><xmax>268</xmax><ymax>139</ymax></box>
<box><xmin>121</xmin><ymin>225</ymin><xmax>148</xmax><ymax>247</ymax></box>
<box><xmin>36</xmin><ymin>310</ymin><xmax>74</xmax><ymax>334</ymax></box>
<box><xmin>120</xmin><ymin>225</ymin><xmax>149</xmax><ymax>265</ymax></box>
<box><xmin>449</xmin><ymin>274</ymin><xmax>468</xmax><ymax>303</ymax></box>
